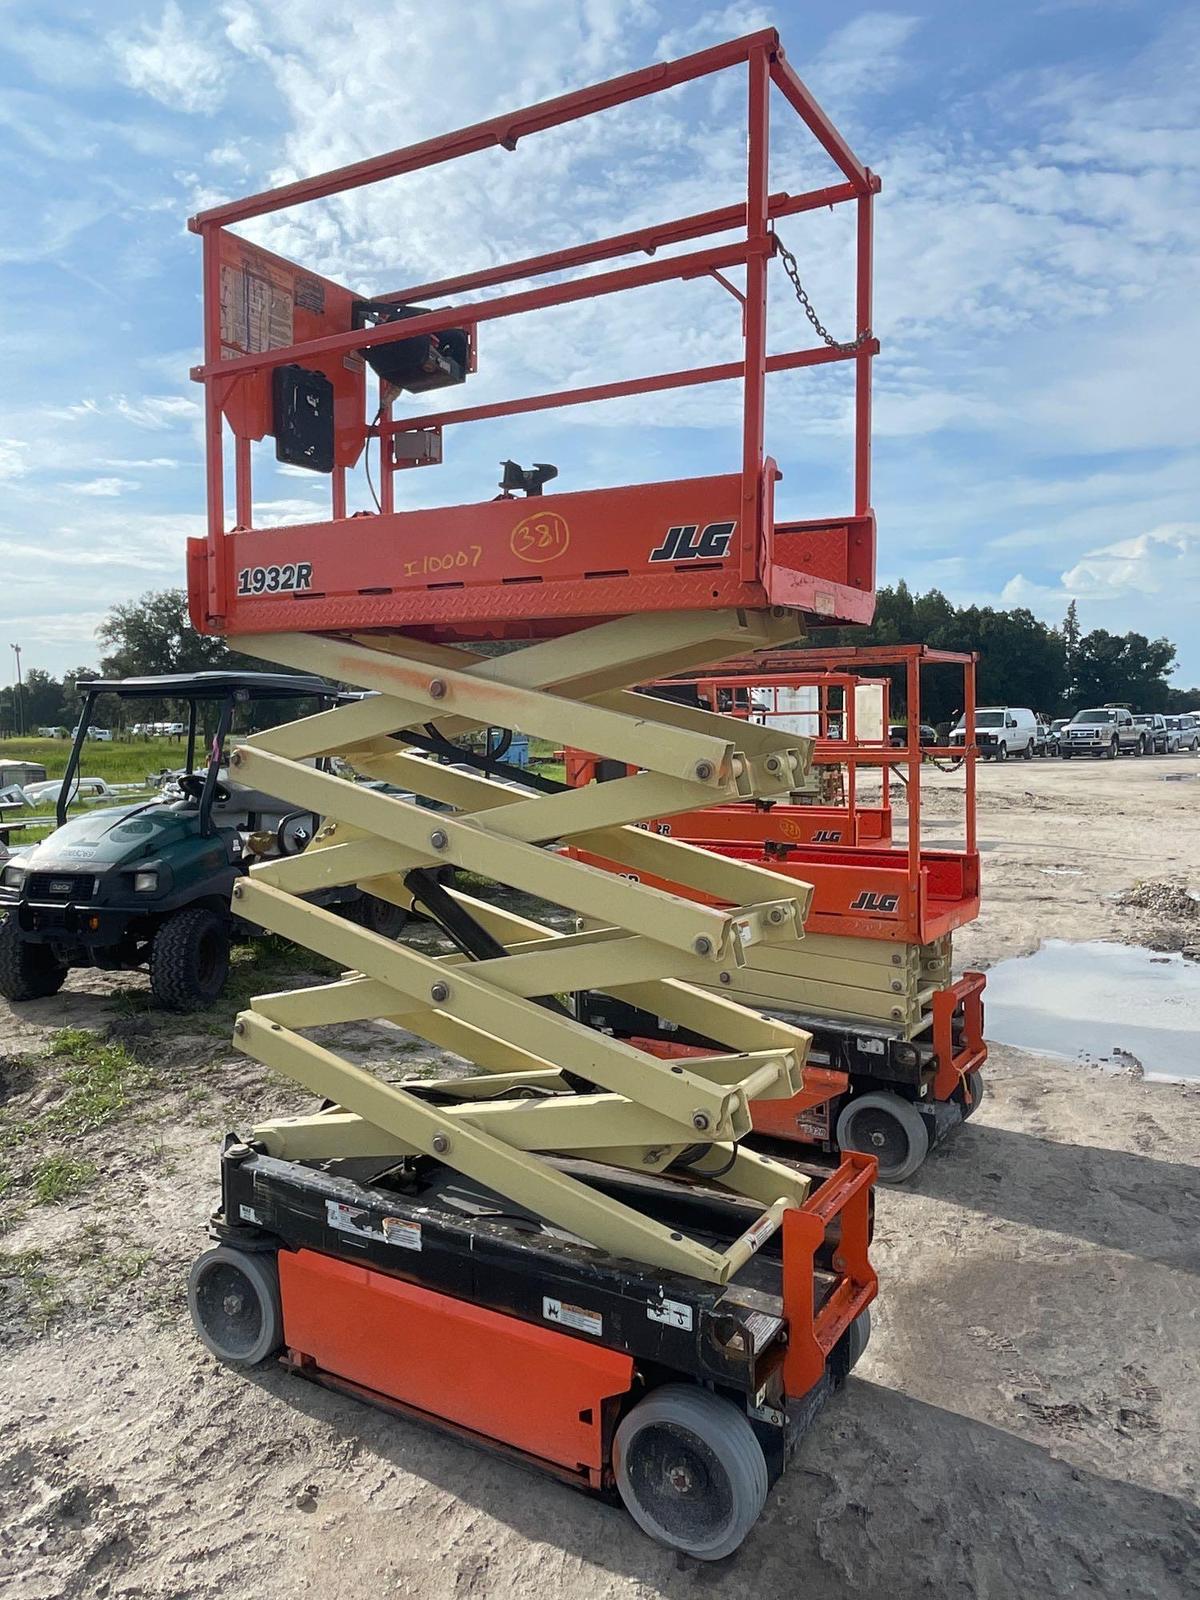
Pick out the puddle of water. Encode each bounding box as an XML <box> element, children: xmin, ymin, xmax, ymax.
<box><xmin>985</xmin><ymin>940</ymin><xmax>1200</xmax><ymax>1082</ymax></box>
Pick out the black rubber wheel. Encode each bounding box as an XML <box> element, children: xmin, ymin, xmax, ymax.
<box><xmin>1105</xmin><ymin>738</ymin><xmax>1117</xmax><ymax>760</ymax></box>
<box><xmin>188</xmin><ymin>1247</ymin><xmax>282</xmax><ymax>1365</ymax></box>
<box><xmin>149</xmin><ymin>908</ymin><xmax>230</xmax><ymax>1010</ymax></box>
<box><xmin>962</xmin><ymin>1070</ymin><xmax>985</xmax><ymax>1119</ymax></box>
<box><xmin>842</xmin><ymin>1307</ymin><xmax>872</xmax><ymax>1373</ymax></box>
<box><xmin>614</xmin><ymin>1384</ymin><xmax>767</xmax><ymax>1560</ymax></box>
<box><xmin>1023</xmin><ymin>740</ymin><xmax>1034</xmax><ymax>760</ymax></box>
<box><xmin>0</xmin><ymin>916</ymin><xmax>68</xmax><ymax>1001</ymax></box>
<box><xmin>836</xmin><ymin>1091</ymin><xmax>930</xmax><ymax>1184</ymax></box>
<box><xmin>340</xmin><ymin>893</ymin><xmax>407</xmax><ymax>939</ymax></box>
<box><xmin>996</xmin><ymin>741</ymin><xmax>1008</xmax><ymax>762</ymax></box>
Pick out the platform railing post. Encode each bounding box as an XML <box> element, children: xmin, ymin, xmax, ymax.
<box><xmin>854</xmin><ymin>186</ymin><xmax>874</xmax><ymax>517</ymax></box>
<box><xmin>200</xmin><ymin>223</ymin><xmax>227</xmax><ymax>622</ymax></box>
<box><xmin>740</xmin><ymin>46</ymin><xmax>770</xmax><ymax>584</ymax></box>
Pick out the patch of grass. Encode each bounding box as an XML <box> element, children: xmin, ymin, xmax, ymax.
<box><xmin>31</xmin><ymin>1154</ymin><xmax>97</xmax><ymax>1204</ymax></box>
<box><xmin>92</xmin><ymin>1247</ymin><xmax>155</xmax><ymax>1292</ymax></box>
<box><xmin>0</xmin><ymin>1247</ymin><xmax>64</xmax><ymax>1330</ymax></box>
<box><xmin>0</xmin><ymin>735</ymin><xmax>189</xmax><ymax>785</ymax></box>
<box><xmin>40</xmin><ymin>1029</ymin><xmax>154</xmax><ymax>1137</ymax></box>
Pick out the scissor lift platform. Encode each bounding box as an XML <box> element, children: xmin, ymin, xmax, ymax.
<box><xmin>180</xmin><ymin>26</ymin><xmax>885</xmax><ymax>1558</ymax></box>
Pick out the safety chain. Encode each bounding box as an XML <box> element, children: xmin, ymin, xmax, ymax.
<box><xmin>773</xmin><ymin>233</ymin><xmax>872</xmax><ymax>353</ymax></box>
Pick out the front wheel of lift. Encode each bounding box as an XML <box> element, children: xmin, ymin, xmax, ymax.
<box><xmin>962</xmin><ymin>1070</ymin><xmax>985</xmax><ymax>1120</ymax></box>
<box><xmin>188</xmin><ymin>1246</ymin><xmax>282</xmax><ymax>1366</ymax></box>
<box><xmin>838</xmin><ymin>1312</ymin><xmax>876</xmax><ymax>1376</ymax></box>
<box><xmin>613</xmin><ymin>1384</ymin><xmax>767</xmax><ymax>1560</ymax></box>
<box><xmin>836</xmin><ymin>1092</ymin><xmax>930</xmax><ymax>1184</ymax></box>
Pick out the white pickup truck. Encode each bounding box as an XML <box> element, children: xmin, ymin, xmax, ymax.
<box><xmin>1060</xmin><ymin>706</ymin><xmax>1145</xmax><ymax>759</ymax></box>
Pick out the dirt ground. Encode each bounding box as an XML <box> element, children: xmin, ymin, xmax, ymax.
<box><xmin>1</xmin><ymin>751</ymin><xmax>1198</xmax><ymax>1599</ymax></box>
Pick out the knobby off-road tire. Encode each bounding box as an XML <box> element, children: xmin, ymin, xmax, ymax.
<box><xmin>0</xmin><ymin>915</ymin><xmax>67</xmax><ymax>1001</ymax></box>
<box><xmin>340</xmin><ymin>893</ymin><xmax>407</xmax><ymax>940</ymax></box>
<box><xmin>149</xmin><ymin>908</ymin><xmax>230</xmax><ymax>1010</ymax></box>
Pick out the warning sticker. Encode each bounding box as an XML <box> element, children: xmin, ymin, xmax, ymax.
<box><xmin>294</xmin><ymin>273</ymin><xmax>326</xmax><ymax>314</ymax></box>
<box><xmin>238</xmin><ymin>1204</ymin><xmax>262</xmax><ymax>1225</ymax></box>
<box><xmin>220</xmin><ymin>261</ymin><xmax>294</xmax><ymax>356</ymax></box>
<box><xmin>647</xmin><ymin>1297</ymin><xmax>693</xmax><ymax>1331</ymax></box>
<box><xmin>543</xmin><ymin>1297</ymin><xmax>603</xmax><ymax>1338</ymax></box>
<box><xmin>382</xmin><ymin>1216</ymin><xmax>422</xmax><ymax>1252</ymax></box>
<box><xmin>326</xmin><ymin>1199</ymin><xmax>378</xmax><ymax>1240</ymax></box>
<box><xmin>325</xmin><ymin>1200</ymin><xmax>421</xmax><ymax>1251</ymax></box>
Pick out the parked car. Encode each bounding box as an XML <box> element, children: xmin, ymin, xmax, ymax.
<box><xmin>1060</xmin><ymin>706</ymin><xmax>1145</xmax><ymax>758</ymax></box>
<box><xmin>1177</xmin><ymin>713</ymin><xmax>1200</xmax><ymax>752</ymax></box>
<box><xmin>1033</xmin><ymin>717</ymin><xmax>1054</xmax><ymax>756</ymax></box>
<box><xmin>887</xmin><ymin>721</ymin><xmax>937</xmax><ymax>749</ymax></box>
<box><xmin>1047</xmin><ymin>716</ymin><xmax>1070</xmax><ymax>754</ymax></box>
<box><xmin>949</xmin><ymin>706</ymin><xmax>1038</xmax><ymax>760</ymax></box>
<box><xmin>23</xmin><ymin>776</ymin><xmax>116</xmax><ymax>806</ymax></box>
<box><xmin>1133</xmin><ymin>713</ymin><xmax>1169</xmax><ymax>754</ymax></box>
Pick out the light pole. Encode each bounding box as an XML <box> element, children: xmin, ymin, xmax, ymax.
<box><xmin>9</xmin><ymin>643</ymin><xmax>22</xmax><ymax>738</ymax></box>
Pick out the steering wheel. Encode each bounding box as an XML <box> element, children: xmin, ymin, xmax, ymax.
<box><xmin>177</xmin><ymin>773</ymin><xmax>231</xmax><ymax>804</ymax></box>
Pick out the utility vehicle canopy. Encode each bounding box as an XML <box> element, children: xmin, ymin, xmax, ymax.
<box><xmin>78</xmin><ymin>671</ymin><xmax>335</xmax><ymax>699</ymax></box>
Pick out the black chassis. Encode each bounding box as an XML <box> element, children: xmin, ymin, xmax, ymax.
<box><xmin>215</xmin><ymin>1139</ymin><xmax>857</xmax><ymax>1490</ymax></box>
<box><xmin>575</xmin><ymin>991</ymin><xmax>973</xmax><ymax>1152</ymax></box>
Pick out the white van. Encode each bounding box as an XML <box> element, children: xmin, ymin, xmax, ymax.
<box><xmin>950</xmin><ymin>706</ymin><xmax>1039</xmax><ymax>761</ymax></box>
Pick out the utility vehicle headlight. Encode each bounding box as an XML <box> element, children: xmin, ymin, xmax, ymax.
<box><xmin>133</xmin><ymin>870</ymin><xmax>159</xmax><ymax>893</ymax></box>
<box><xmin>2</xmin><ymin>862</ymin><xmax>26</xmax><ymax>888</ymax></box>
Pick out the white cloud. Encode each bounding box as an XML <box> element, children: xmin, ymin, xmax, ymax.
<box><xmin>113</xmin><ymin>2</ymin><xmax>229</xmax><ymax>115</ymax></box>
<box><xmin>46</xmin><ymin>394</ymin><xmax>198</xmax><ymax>430</ymax></box>
<box><xmin>75</xmin><ymin>477</ymin><xmax>138</xmax><ymax>498</ymax></box>
<box><xmin>808</xmin><ymin>13</ymin><xmax>922</xmax><ymax>103</ymax></box>
<box><xmin>999</xmin><ymin>524</ymin><xmax>1200</xmax><ymax>654</ymax></box>
<box><xmin>0</xmin><ymin>440</ymin><xmax>28</xmax><ymax>481</ymax></box>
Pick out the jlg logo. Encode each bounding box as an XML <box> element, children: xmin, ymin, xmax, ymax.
<box><xmin>648</xmin><ymin>521</ymin><xmax>735</xmax><ymax>563</ymax></box>
<box><xmin>813</xmin><ymin>829</ymin><xmax>842</xmax><ymax>843</ymax></box>
<box><xmin>850</xmin><ymin>891</ymin><xmax>899</xmax><ymax>913</ymax></box>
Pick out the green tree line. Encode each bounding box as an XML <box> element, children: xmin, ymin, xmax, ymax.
<box><xmin>1</xmin><ymin>585</ymin><xmax>1194</xmax><ymax>737</ymax></box>
<box><xmin>811</xmin><ymin>584</ymin><xmax>1194</xmax><ymax>726</ymax></box>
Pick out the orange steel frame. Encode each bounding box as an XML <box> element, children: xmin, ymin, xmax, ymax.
<box><xmin>185</xmin><ymin>28</ymin><xmax>879</xmax><ymax>644</ymax></box>
<box><xmin>571</xmin><ymin>645</ymin><xmax>980</xmax><ymax>946</ymax></box>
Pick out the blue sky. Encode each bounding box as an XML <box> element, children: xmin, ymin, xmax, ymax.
<box><xmin>1</xmin><ymin>0</ymin><xmax>1197</xmax><ymax>681</ymax></box>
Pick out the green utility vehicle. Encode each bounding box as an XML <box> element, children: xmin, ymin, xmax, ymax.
<box><xmin>0</xmin><ymin>672</ymin><xmax>404</xmax><ymax>1010</ymax></box>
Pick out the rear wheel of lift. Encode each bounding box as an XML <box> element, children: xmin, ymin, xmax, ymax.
<box><xmin>613</xmin><ymin>1384</ymin><xmax>767</xmax><ymax>1560</ymax></box>
<box><xmin>836</xmin><ymin>1092</ymin><xmax>930</xmax><ymax>1183</ymax></box>
<box><xmin>962</xmin><ymin>1069</ymin><xmax>985</xmax><ymax>1119</ymax></box>
<box><xmin>0</xmin><ymin>917</ymin><xmax>68</xmax><ymax>1001</ymax></box>
<box><xmin>150</xmin><ymin>908</ymin><xmax>230</xmax><ymax>1010</ymax></box>
<box><xmin>188</xmin><ymin>1246</ymin><xmax>282</xmax><ymax>1365</ymax></box>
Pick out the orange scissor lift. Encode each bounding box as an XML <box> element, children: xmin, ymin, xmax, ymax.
<box><xmin>181</xmin><ymin>31</ymin><xmax>884</xmax><ymax>1559</ymax></box>
<box><xmin>569</xmin><ymin>646</ymin><xmax>987</xmax><ymax>1181</ymax></box>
